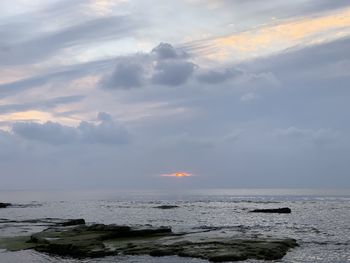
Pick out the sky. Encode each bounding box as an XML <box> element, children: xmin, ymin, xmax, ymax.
<box><xmin>0</xmin><ymin>0</ymin><xmax>350</xmax><ymax>189</ymax></box>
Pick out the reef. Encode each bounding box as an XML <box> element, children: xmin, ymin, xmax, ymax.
<box><xmin>0</xmin><ymin>219</ymin><xmax>298</xmax><ymax>262</ymax></box>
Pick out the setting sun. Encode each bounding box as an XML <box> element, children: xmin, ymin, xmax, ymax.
<box><xmin>161</xmin><ymin>172</ymin><xmax>193</xmax><ymax>177</ymax></box>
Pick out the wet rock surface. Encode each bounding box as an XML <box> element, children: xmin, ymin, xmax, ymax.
<box><xmin>0</xmin><ymin>221</ymin><xmax>298</xmax><ymax>262</ymax></box>
<box><xmin>250</xmin><ymin>207</ymin><xmax>292</xmax><ymax>214</ymax></box>
<box><xmin>154</xmin><ymin>205</ymin><xmax>179</xmax><ymax>209</ymax></box>
<box><xmin>0</xmin><ymin>203</ymin><xmax>11</xmax><ymax>208</ymax></box>
<box><xmin>61</xmin><ymin>219</ymin><xmax>86</xmax><ymax>226</ymax></box>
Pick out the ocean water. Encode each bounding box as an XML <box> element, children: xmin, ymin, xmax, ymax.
<box><xmin>0</xmin><ymin>189</ymin><xmax>349</xmax><ymax>263</ymax></box>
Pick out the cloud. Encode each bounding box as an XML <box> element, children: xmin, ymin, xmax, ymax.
<box><xmin>0</xmin><ymin>95</ymin><xmax>84</xmax><ymax>114</ymax></box>
<box><xmin>102</xmin><ymin>57</ymin><xmax>146</xmax><ymax>89</ymax></box>
<box><xmin>12</xmin><ymin>112</ymin><xmax>130</xmax><ymax>145</ymax></box>
<box><xmin>196</xmin><ymin>68</ymin><xmax>242</xmax><ymax>84</ymax></box>
<box><xmin>151</xmin><ymin>60</ymin><xmax>197</xmax><ymax>86</ymax></box>
<box><xmin>0</xmin><ymin>40</ymin><xmax>275</xmax><ymax>102</ymax></box>
<box><xmin>101</xmin><ymin>43</ymin><xmax>197</xmax><ymax>89</ymax></box>
<box><xmin>240</xmin><ymin>92</ymin><xmax>259</xmax><ymax>102</ymax></box>
<box><xmin>241</xmin><ymin>37</ymin><xmax>350</xmax><ymax>92</ymax></box>
<box><xmin>78</xmin><ymin>113</ymin><xmax>130</xmax><ymax>144</ymax></box>
<box><xmin>186</xmin><ymin>7</ymin><xmax>350</xmax><ymax>62</ymax></box>
<box><xmin>0</xmin><ymin>58</ymin><xmax>113</xmax><ymax>98</ymax></box>
<box><xmin>274</xmin><ymin>127</ymin><xmax>338</xmax><ymax>145</ymax></box>
<box><xmin>0</xmin><ymin>14</ymin><xmax>140</xmax><ymax>66</ymax></box>
<box><xmin>159</xmin><ymin>130</ymin><xmax>243</xmax><ymax>149</ymax></box>
<box><xmin>152</xmin><ymin>42</ymin><xmax>188</xmax><ymax>60</ymax></box>
<box><xmin>1</xmin><ymin>2</ymin><xmax>350</xmax><ymax>189</ymax></box>
<box><xmin>0</xmin><ymin>129</ymin><xmax>20</xmax><ymax>158</ymax></box>
<box><xmin>13</xmin><ymin>121</ymin><xmax>77</xmax><ymax>145</ymax></box>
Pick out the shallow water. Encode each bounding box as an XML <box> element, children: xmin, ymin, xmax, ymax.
<box><xmin>0</xmin><ymin>189</ymin><xmax>349</xmax><ymax>262</ymax></box>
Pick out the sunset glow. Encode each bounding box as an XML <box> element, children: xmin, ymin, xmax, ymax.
<box><xmin>161</xmin><ymin>172</ymin><xmax>193</xmax><ymax>177</ymax></box>
<box><xmin>195</xmin><ymin>8</ymin><xmax>350</xmax><ymax>62</ymax></box>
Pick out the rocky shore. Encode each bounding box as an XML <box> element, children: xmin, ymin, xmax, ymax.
<box><xmin>0</xmin><ymin>219</ymin><xmax>298</xmax><ymax>262</ymax></box>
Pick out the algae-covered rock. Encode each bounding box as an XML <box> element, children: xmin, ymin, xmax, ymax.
<box><xmin>61</xmin><ymin>219</ymin><xmax>86</xmax><ymax>226</ymax></box>
<box><xmin>0</xmin><ymin>222</ymin><xmax>298</xmax><ymax>262</ymax></box>
<box><xmin>250</xmin><ymin>207</ymin><xmax>291</xmax><ymax>213</ymax></box>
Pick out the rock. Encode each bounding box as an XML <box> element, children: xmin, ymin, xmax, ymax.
<box><xmin>154</xmin><ymin>205</ymin><xmax>179</xmax><ymax>209</ymax></box>
<box><xmin>0</xmin><ymin>202</ymin><xmax>11</xmax><ymax>208</ymax></box>
<box><xmin>61</xmin><ymin>219</ymin><xmax>86</xmax><ymax>226</ymax></box>
<box><xmin>0</xmin><ymin>222</ymin><xmax>298</xmax><ymax>262</ymax></box>
<box><xmin>250</xmin><ymin>207</ymin><xmax>291</xmax><ymax>214</ymax></box>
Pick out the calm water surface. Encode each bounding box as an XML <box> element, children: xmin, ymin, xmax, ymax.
<box><xmin>0</xmin><ymin>189</ymin><xmax>349</xmax><ymax>263</ymax></box>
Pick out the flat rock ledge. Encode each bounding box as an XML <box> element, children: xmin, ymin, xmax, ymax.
<box><xmin>0</xmin><ymin>202</ymin><xmax>11</xmax><ymax>208</ymax></box>
<box><xmin>0</xmin><ymin>221</ymin><xmax>297</xmax><ymax>262</ymax></box>
<box><xmin>250</xmin><ymin>207</ymin><xmax>292</xmax><ymax>214</ymax></box>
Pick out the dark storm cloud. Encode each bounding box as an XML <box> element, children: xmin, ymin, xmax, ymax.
<box><xmin>12</xmin><ymin>112</ymin><xmax>130</xmax><ymax>145</ymax></box>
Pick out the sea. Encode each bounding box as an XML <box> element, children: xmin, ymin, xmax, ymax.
<box><xmin>0</xmin><ymin>189</ymin><xmax>349</xmax><ymax>263</ymax></box>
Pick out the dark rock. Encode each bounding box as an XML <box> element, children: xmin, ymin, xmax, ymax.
<box><xmin>250</xmin><ymin>207</ymin><xmax>291</xmax><ymax>214</ymax></box>
<box><xmin>0</xmin><ymin>222</ymin><xmax>298</xmax><ymax>262</ymax></box>
<box><xmin>0</xmin><ymin>203</ymin><xmax>11</xmax><ymax>208</ymax></box>
<box><xmin>154</xmin><ymin>205</ymin><xmax>179</xmax><ymax>209</ymax></box>
<box><xmin>61</xmin><ymin>219</ymin><xmax>86</xmax><ymax>226</ymax></box>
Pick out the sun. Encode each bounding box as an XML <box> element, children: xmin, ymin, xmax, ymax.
<box><xmin>161</xmin><ymin>172</ymin><xmax>193</xmax><ymax>177</ymax></box>
<box><xmin>174</xmin><ymin>172</ymin><xmax>190</xmax><ymax>177</ymax></box>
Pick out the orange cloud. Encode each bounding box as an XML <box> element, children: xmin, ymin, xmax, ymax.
<box><xmin>0</xmin><ymin>111</ymin><xmax>52</xmax><ymax>123</ymax></box>
<box><xmin>161</xmin><ymin>172</ymin><xmax>193</xmax><ymax>177</ymax></box>
<box><xmin>196</xmin><ymin>8</ymin><xmax>350</xmax><ymax>61</ymax></box>
<box><xmin>0</xmin><ymin>110</ymin><xmax>80</xmax><ymax>129</ymax></box>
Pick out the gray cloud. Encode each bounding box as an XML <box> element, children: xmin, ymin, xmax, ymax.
<box><xmin>0</xmin><ymin>95</ymin><xmax>84</xmax><ymax>114</ymax></box>
<box><xmin>240</xmin><ymin>92</ymin><xmax>259</xmax><ymax>102</ymax></box>
<box><xmin>102</xmin><ymin>43</ymin><xmax>197</xmax><ymax>89</ymax></box>
<box><xmin>152</xmin><ymin>60</ymin><xmax>197</xmax><ymax>86</ymax></box>
<box><xmin>197</xmin><ymin>0</ymin><xmax>350</xmax><ymax>19</ymax></box>
<box><xmin>0</xmin><ymin>15</ymin><xmax>138</xmax><ymax>66</ymax></box>
<box><xmin>101</xmin><ymin>56</ymin><xmax>147</xmax><ymax>89</ymax></box>
<box><xmin>13</xmin><ymin>121</ymin><xmax>77</xmax><ymax>145</ymax></box>
<box><xmin>12</xmin><ymin>112</ymin><xmax>130</xmax><ymax>145</ymax></box>
<box><xmin>152</xmin><ymin>42</ymin><xmax>188</xmax><ymax>60</ymax></box>
<box><xmin>274</xmin><ymin>127</ymin><xmax>338</xmax><ymax>145</ymax></box>
<box><xmin>160</xmin><ymin>130</ymin><xmax>243</xmax><ymax>149</ymax></box>
<box><xmin>1</xmin><ymin>0</ymin><xmax>350</xmax><ymax>189</ymax></box>
<box><xmin>196</xmin><ymin>68</ymin><xmax>242</xmax><ymax>84</ymax></box>
<box><xmin>0</xmin><ymin>58</ymin><xmax>113</xmax><ymax>98</ymax></box>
